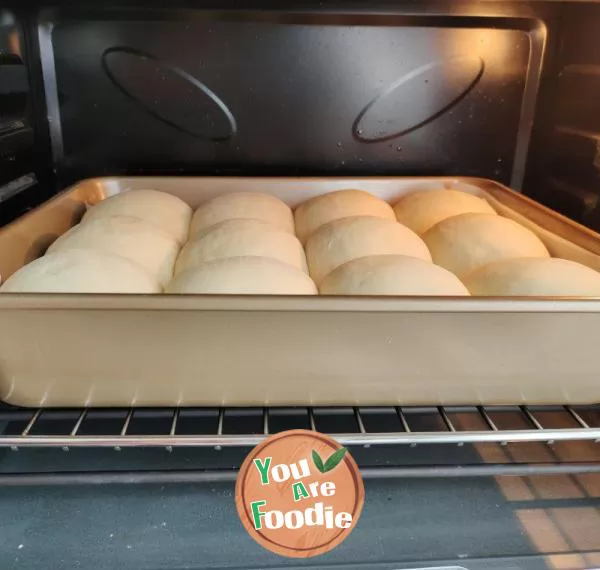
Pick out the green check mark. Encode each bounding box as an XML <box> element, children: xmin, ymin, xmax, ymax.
<box><xmin>312</xmin><ymin>447</ymin><xmax>348</xmax><ymax>474</ymax></box>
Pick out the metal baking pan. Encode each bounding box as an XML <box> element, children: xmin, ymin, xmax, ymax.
<box><xmin>1</xmin><ymin>176</ymin><xmax>600</xmax><ymax>408</ymax></box>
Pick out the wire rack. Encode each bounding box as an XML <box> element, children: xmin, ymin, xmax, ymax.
<box><xmin>1</xmin><ymin>404</ymin><xmax>599</xmax><ymax>450</ymax></box>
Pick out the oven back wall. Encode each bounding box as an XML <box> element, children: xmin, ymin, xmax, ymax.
<box><xmin>39</xmin><ymin>6</ymin><xmax>550</xmax><ymax>189</ymax></box>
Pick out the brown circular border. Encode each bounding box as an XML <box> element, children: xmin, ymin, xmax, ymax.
<box><xmin>235</xmin><ymin>429</ymin><xmax>365</xmax><ymax>558</ymax></box>
<box><xmin>240</xmin><ymin>434</ymin><xmax>360</xmax><ymax>551</ymax></box>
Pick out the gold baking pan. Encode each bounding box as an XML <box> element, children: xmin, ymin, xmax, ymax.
<box><xmin>0</xmin><ymin>176</ymin><xmax>598</xmax><ymax>407</ymax></box>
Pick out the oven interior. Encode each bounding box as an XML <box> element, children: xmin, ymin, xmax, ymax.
<box><xmin>1</xmin><ymin>2</ymin><xmax>600</xmax><ymax>569</ymax></box>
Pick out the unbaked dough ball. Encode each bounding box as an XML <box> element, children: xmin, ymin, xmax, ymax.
<box><xmin>294</xmin><ymin>189</ymin><xmax>395</xmax><ymax>245</ymax></box>
<box><xmin>83</xmin><ymin>189</ymin><xmax>191</xmax><ymax>244</ymax></box>
<box><xmin>422</xmin><ymin>213</ymin><xmax>549</xmax><ymax>279</ymax></box>
<box><xmin>306</xmin><ymin>216</ymin><xmax>432</xmax><ymax>284</ymax></box>
<box><xmin>320</xmin><ymin>255</ymin><xmax>469</xmax><ymax>296</ymax></box>
<box><xmin>176</xmin><ymin>219</ymin><xmax>307</xmax><ymax>275</ymax></box>
<box><xmin>166</xmin><ymin>256</ymin><xmax>317</xmax><ymax>295</ymax></box>
<box><xmin>465</xmin><ymin>257</ymin><xmax>600</xmax><ymax>297</ymax></box>
<box><xmin>190</xmin><ymin>193</ymin><xmax>294</xmax><ymax>239</ymax></box>
<box><xmin>0</xmin><ymin>250</ymin><xmax>161</xmax><ymax>294</ymax></box>
<box><xmin>48</xmin><ymin>216</ymin><xmax>179</xmax><ymax>286</ymax></box>
<box><xmin>394</xmin><ymin>189</ymin><xmax>496</xmax><ymax>235</ymax></box>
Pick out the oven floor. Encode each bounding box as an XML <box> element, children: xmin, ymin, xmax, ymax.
<box><xmin>0</xmin><ymin>475</ymin><xmax>598</xmax><ymax>570</ymax></box>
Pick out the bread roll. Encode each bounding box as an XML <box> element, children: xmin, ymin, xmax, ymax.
<box><xmin>166</xmin><ymin>256</ymin><xmax>317</xmax><ymax>295</ymax></box>
<box><xmin>394</xmin><ymin>189</ymin><xmax>496</xmax><ymax>235</ymax></box>
<box><xmin>294</xmin><ymin>189</ymin><xmax>395</xmax><ymax>244</ymax></box>
<box><xmin>83</xmin><ymin>189</ymin><xmax>191</xmax><ymax>244</ymax></box>
<box><xmin>48</xmin><ymin>216</ymin><xmax>179</xmax><ymax>286</ymax></box>
<box><xmin>465</xmin><ymin>257</ymin><xmax>600</xmax><ymax>296</ymax></box>
<box><xmin>306</xmin><ymin>216</ymin><xmax>431</xmax><ymax>284</ymax></box>
<box><xmin>176</xmin><ymin>219</ymin><xmax>307</xmax><ymax>274</ymax></box>
<box><xmin>320</xmin><ymin>255</ymin><xmax>469</xmax><ymax>296</ymax></box>
<box><xmin>423</xmin><ymin>213</ymin><xmax>549</xmax><ymax>279</ymax></box>
<box><xmin>190</xmin><ymin>193</ymin><xmax>294</xmax><ymax>238</ymax></box>
<box><xmin>0</xmin><ymin>250</ymin><xmax>161</xmax><ymax>293</ymax></box>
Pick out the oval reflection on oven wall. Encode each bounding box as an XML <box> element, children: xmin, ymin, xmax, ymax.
<box><xmin>102</xmin><ymin>46</ymin><xmax>236</xmax><ymax>142</ymax></box>
<box><xmin>353</xmin><ymin>55</ymin><xmax>484</xmax><ymax>143</ymax></box>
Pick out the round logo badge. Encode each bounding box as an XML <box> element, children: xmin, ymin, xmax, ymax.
<box><xmin>235</xmin><ymin>429</ymin><xmax>364</xmax><ymax>558</ymax></box>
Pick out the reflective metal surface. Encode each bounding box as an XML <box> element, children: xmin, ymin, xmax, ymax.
<box><xmin>1</xmin><ymin>405</ymin><xmax>598</xmax><ymax>450</ymax></box>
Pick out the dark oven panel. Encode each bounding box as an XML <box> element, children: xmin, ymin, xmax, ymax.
<box><xmin>41</xmin><ymin>6</ymin><xmax>547</xmax><ymax>189</ymax></box>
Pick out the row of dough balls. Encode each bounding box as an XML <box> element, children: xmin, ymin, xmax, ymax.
<box><xmin>4</xmin><ymin>186</ymin><xmax>600</xmax><ymax>296</ymax></box>
<box><xmin>169</xmin><ymin>191</ymin><xmax>457</xmax><ymax>295</ymax></box>
<box><xmin>298</xmin><ymin>188</ymin><xmax>600</xmax><ymax>296</ymax></box>
<box><xmin>1</xmin><ymin>189</ymin><xmax>192</xmax><ymax>294</ymax></box>
<box><xmin>395</xmin><ymin>189</ymin><xmax>600</xmax><ymax>296</ymax></box>
<box><xmin>1</xmin><ymin>189</ymin><xmax>319</xmax><ymax>295</ymax></box>
<box><xmin>167</xmin><ymin>193</ymin><xmax>316</xmax><ymax>294</ymax></box>
<box><xmin>170</xmin><ymin>190</ymin><xmax>462</xmax><ymax>295</ymax></box>
<box><xmin>297</xmin><ymin>191</ymin><xmax>467</xmax><ymax>295</ymax></box>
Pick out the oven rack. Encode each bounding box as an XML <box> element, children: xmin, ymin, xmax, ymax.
<box><xmin>0</xmin><ymin>404</ymin><xmax>599</xmax><ymax>450</ymax></box>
